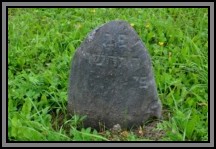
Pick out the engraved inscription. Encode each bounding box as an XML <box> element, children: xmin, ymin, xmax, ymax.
<box><xmin>102</xmin><ymin>33</ymin><xmax>127</xmax><ymax>50</ymax></box>
<box><xmin>133</xmin><ymin>76</ymin><xmax>148</xmax><ymax>89</ymax></box>
<box><xmin>111</xmin><ymin>56</ymin><xmax>118</xmax><ymax>67</ymax></box>
<box><xmin>117</xmin><ymin>34</ymin><xmax>127</xmax><ymax>48</ymax></box>
<box><xmin>83</xmin><ymin>52</ymin><xmax>140</xmax><ymax>67</ymax></box>
<box><xmin>88</xmin><ymin>54</ymin><xmax>103</xmax><ymax>65</ymax></box>
<box><xmin>139</xmin><ymin>77</ymin><xmax>148</xmax><ymax>89</ymax></box>
<box><xmin>95</xmin><ymin>55</ymin><xmax>105</xmax><ymax>66</ymax></box>
<box><xmin>81</xmin><ymin>33</ymin><xmax>142</xmax><ymax>67</ymax></box>
<box><xmin>102</xmin><ymin>33</ymin><xmax>115</xmax><ymax>50</ymax></box>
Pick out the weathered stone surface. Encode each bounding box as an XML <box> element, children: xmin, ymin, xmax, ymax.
<box><xmin>67</xmin><ymin>20</ymin><xmax>162</xmax><ymax>130</ymax></box>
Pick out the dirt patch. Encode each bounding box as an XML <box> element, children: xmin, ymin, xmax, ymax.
<box><xmin>139</xmin><ymin>120</ymin><xmax>165</xmax><ymax>140</ymax></box>
<box><xmin>50</xmin><ymin>109</ymin><xmax>168</xmax><ymax>141</ymax></box>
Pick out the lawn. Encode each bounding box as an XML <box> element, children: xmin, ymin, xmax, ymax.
<box><xmin>8</xmin><ymin>8</ymin><xmax>208</xmax><ymax>141</ymax></box>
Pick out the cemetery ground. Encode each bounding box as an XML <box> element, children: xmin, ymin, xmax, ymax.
<box><xmin>8</xmin><ymin>8</ymin><xmax>208</xmax><ymax>141</ymax></box>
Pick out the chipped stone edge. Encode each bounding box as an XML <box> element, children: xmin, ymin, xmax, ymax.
<box><xmin>86</xmin><ymin>23</ymin><xmax>104</xmax><ymax>43</ymax></box>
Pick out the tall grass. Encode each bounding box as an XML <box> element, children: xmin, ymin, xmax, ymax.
<box><xmin>8</xmin><ymin>8</ymin><xmax>208</xmax><ymax>141</ymax></box>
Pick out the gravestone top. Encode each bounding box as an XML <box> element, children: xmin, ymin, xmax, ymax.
<box><xmin>67</xmin><ymin>20</ymin><xmax>162</xmax><ymax>130</ymax></box>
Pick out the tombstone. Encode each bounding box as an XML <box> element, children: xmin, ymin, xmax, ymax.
<box><xmin>67</xmin><ymin>20</ymin><xmax>162</xmax><ymax>130</ymax></box>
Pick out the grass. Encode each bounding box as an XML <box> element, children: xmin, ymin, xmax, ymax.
<box><xmin>8</xmin><ymin>8</ymin><xmax>208</xmax><ymax>141</ymax></box>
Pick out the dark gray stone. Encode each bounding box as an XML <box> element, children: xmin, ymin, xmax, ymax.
<box><xmin>67</xmin><ymin>20</ymin><xmax>162</xmax><ymax>130</ymax></box>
